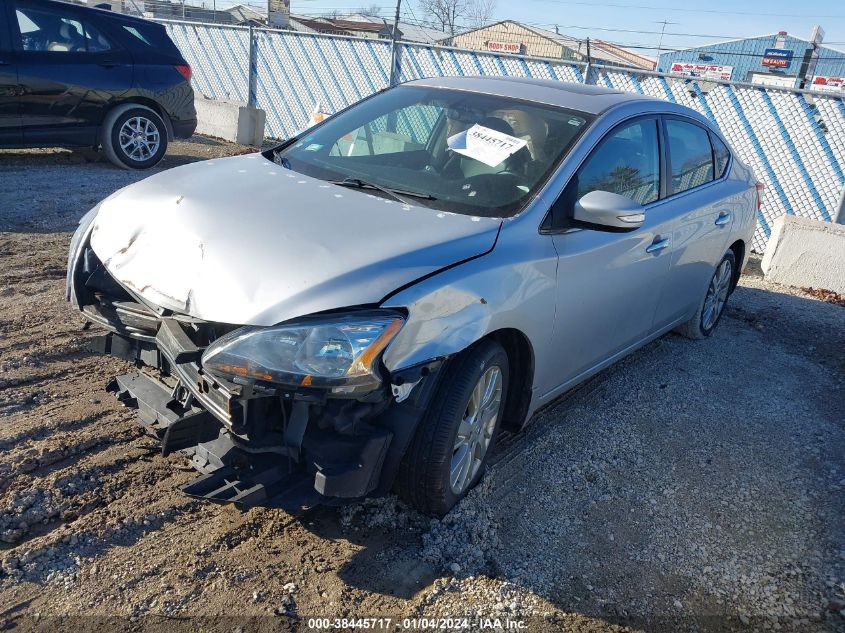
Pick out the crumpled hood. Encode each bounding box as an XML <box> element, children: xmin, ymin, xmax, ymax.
<box><xmin>90</xmin><ymin>153</ymin><xmax>501</xmax><ymax>325</ymax></box>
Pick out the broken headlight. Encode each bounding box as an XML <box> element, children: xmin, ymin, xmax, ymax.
<box><xmin>201</xmin><ymin>311</ymin><xmax>404</xmax><ymax>391</ymax></box>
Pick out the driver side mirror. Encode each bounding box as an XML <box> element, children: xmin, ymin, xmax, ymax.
<box><xmin>573</xmin><ymin>190</ymin><xmax>645</xmax><ymax>230</ymax></box>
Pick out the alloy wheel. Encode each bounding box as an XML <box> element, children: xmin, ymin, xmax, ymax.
<box><xmin>702</xmin><ymin>259</ymin><xmax>733</xmax><ymax>331</ymax></box>
<box><xmin>118</xmin><ymin>116</ymin><xmax>161</xmax><ymax>162</ymax></box>
<box><xmin>450</xmin><ymin>365</ymin><xmax>503</xmax><ymax>494</ymax></box>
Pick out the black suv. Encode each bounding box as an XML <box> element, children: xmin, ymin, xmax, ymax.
<box><xmin>0</xmin><ymin>0</ymin><xmax>196</xmax><ymax>168</ymax></box>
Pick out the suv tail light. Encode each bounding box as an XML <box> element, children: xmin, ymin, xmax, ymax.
<box><xmin>175</xmin><ymin>65</ymin><xmax>192</xmax><ymax>81</ymax></box>
<box><xmin>755</xmin><ymin>182</ymin><xmax>765</xmax><ymax>210</ymax></box>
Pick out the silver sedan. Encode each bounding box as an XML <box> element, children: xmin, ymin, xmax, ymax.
<box><xmin>67</xmin><ymin>77</ymin><xmax>759</xmax><ymax>516</ymax></box>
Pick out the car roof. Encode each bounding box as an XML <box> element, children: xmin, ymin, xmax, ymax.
<box><xmin>406</xmin><ymin>76</ymin><xmax>661</xmax><ymax>115</ymax></box>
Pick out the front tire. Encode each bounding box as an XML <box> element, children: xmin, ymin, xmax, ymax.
<box><xmin>396</xmin><ymin>340</ymin><xmax>509</xmax><ymax>517</ymax></box>
<box><xmin>101</xmin><ymin>104</ymin><xmax>168</xmax><ymax>170</ymax></box>
<box><xmin>675</xmin><ymin>251</ymin><xmax>736</xmax><ymax>340</ymax></box>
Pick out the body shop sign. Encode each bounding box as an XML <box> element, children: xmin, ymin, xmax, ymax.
<box><xmin>486</xmin><ymin>41</ymin><xmax>523</xmax><ymax>54</ymax></box>
<box><xmin>670</xmin><ymin>62</ymin><xmax>733</xmax><ymax>81</ymax></box>
<box><xmin>762</xmin><ymin>48</ymin><xmax>793</xmax><ymax>68</ymax></box>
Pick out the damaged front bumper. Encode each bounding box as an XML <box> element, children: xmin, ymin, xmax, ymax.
<box><xmin>68</xmin><ymin>234</ymin><xmax>442</xmax><ymax>512</ymax></box>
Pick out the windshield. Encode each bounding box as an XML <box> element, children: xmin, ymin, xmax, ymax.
<box><xmin>268</xmin><ymin>86</ymin><xmax>594</xmax><ymax>218</ymax></box>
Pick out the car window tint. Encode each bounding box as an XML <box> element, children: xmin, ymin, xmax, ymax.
<box><xmin>711</xmin><ymin>133</ymin><xmax>731</xmax><ymax>178</ymax></box>
<box><xmin>280</xmin><ymin>86</ymin><xmax>593</xmax><ymax>217</ymax></box>
<box><xmin>82</xmin><ymin>21</ymin><xmax>112</xmax><ymax>52</ymax></box>
<box><xmin>330</xmin><ymin>104</ymin><xmax>444</xmax><ymax>157</ymax></box>
<box><xmin>14</xmin><ymin>6</ymin><xmax>112</xmax><ymax>53</ymax></box>
<box><xmin>577</xmin><ymin>119</ymin><xmax>660</xmax><ymax>205</ymax></box>
<box><xmin>122</xmin><ymin>25</ymin><xmax>152</xmax><ymax>45</ymax></box>
<box><xmin>118</xmin><ymin>22</ymin><xmax>181</xmax><ymax>56</ymax></box>
<box><xmin>666</xmin><ymin>119</ymin><xmax>715</xmax><ymax>193</ymax></box>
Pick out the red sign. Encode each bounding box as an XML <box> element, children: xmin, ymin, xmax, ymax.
<box><xmin>761</xmin><ymin>48</ymin><xmax>793</xmax><ymax>68</ymax></box>
<box><xmin>486</xmin><ymin>41</ymin><xmax>522</xmax><ymax>54</ymax></box>
<box><xmin>670</xmin><ymin>62</ymin><xmax>733</xmax><ymax>81</ymax></box>
<box><xmin>812</xmin><ymin>75</ymin><xmax>845</xmax><ymax>93</ymax></box>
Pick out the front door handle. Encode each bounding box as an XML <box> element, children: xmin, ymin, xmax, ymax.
<box><xmin>646</xmin><ymin>237</ymin><xmax>670</xmax><ymax>254</ymax></box>
<box><xmin>715</xmin><ymin>212</ymin><xmax>731</xmax><ymax>226</ymax></box>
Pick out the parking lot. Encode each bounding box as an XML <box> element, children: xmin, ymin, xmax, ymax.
<box><xmin>0</xmin><ymin>138</ymin><xmax>844</xmax><ymax>632</ymax></box>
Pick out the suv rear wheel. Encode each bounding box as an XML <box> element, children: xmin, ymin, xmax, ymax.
<box><xmin>101</xmin><ymin>104</ymin><xmax>168</xmax><ymax>170</ymax></box>
<box><xmin>396</xmin><ymin>340</ymin><xmax>509</xmax><ymax>517</ymax></box>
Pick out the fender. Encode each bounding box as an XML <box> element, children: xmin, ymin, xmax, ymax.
<box><xmin>381</xmin><ymin>216</ymin><xmax>557</xmax><ymax>420</ymax></box>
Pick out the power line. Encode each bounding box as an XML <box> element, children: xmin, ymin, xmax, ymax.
<box><xmin>521</xmin><ymin>0</ymin><xmax>845</xmax><ymax>20</ymax></box>
<box><xmin>655</xmin><ymin>19</ymin><xmax>677</xmax><ymax>57</ymax></box>
<box><xmin>152</xmin><ymin>1</ymin><xmax>845</xmax><ymax>55</ymax></box>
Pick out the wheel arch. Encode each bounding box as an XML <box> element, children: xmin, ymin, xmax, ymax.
<box><xmin>727</xmin><ymin>238</ymin><xmax>745</xmax><ymax>291</ymax></box>
<box><xmin>486</xmin><ymin>328</ymin><xmax>534</xmax><ymax>432</ymax></box>
<box><xmin>104</xmin><ymin>98</ymin><xmax>174</xmax><ymax>141</ymax></box>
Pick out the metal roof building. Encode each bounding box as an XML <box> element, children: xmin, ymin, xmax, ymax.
<box><xmin>656</xmin><ymin>30</ymin><xmax>845</xmax><ymax>91</ymax></box>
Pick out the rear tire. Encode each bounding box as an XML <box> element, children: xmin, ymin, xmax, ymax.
<box><xmin>675</xmin><ymin>251</ymin><xmax>736</xmax><ymax>340</ymax></box>
<box><xmin>395</xmin><ymin>340</ymin><xmax>509</xmax><ymax>517</ymax></box>
<box><xmin>101</xmin><ymin>104</ymin><xmax>168</xmax><ymax>170</ymax></box>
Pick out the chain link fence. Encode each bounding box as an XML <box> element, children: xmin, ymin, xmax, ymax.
<box><xmin>157</xmin><ymin>19</ymin><xmax>845</xmax><ymax>252</ymax></box>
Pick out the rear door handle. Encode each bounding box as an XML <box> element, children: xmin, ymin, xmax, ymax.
<box><xmin>715</xmin><ymin>212</ymin><xmax>731</xmax><ymax>226</ymax></box>
<box><xmin>646</xmin><ymin>237</ymin><xmax>670</xmax><ymax>254</ymax></box>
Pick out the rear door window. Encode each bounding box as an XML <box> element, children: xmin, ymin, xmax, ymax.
<box><xmin>14</xmin><ymin>4</ymin><xmax>114</xmax><ymax>53</ymax></box>
<box><xmin>710</xmin><ymin>132</ymin><xmax>731</xmax><ymax>178</ymax></box>
<box><xmin>576</xmin><ymin>118</ymin><xmax>661</xmax><ymax>205</ymax></box>
<box><xmin>0</xmin><ymin>6</ymin><xmax>11</xmax><ymax>52</ymax></box>
<box><xmin>665</xmin><ymin>119</ymin><xmax>715</xmax><ymax>194</ymax></box>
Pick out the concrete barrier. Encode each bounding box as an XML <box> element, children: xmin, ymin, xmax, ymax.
<box><xmin>194</xmin><ymin>97</ymin><xmax>266</xmax><ymax>146</ymax></box>
<box><xmin>761</xmin><ymin>215</ymin><xmax>845</xmax><ymax>294</ymax></box>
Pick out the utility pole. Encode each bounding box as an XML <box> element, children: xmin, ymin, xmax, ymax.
<box><xmin>583</xmin><ymin>37</ymin><xmax>591</xmax><ymax>84</ymax></box>
<box><xmin>655</xmin><ymin>20</ymin><xmax>677</xmax><ymax>62</ymax></box>
<box><xmin>388</xmin><ymin>0</ymin><xmax>402</xmax><ymax>87</ymax></box>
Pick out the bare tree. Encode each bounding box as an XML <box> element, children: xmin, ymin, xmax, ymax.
<box><xmin>466</xmin><ymin>0</ymin><xmax>496</xmax><ymax>28</ymax></box>
<box><xmin>357</xmin><ymin>4</ymin><xmax>382</xmax><ymax>16</ymax></box>
<box><xmin>419</xmin><ymin>0</ymin><xmax>496</xmax><ymax>34</ymax></box>
<box><xmin>418</xmin><ymin>0</ymin><xmax>471</xmax><ymax>35</ymax></box>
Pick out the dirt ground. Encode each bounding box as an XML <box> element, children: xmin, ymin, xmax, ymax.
<box><xmin>0</xmin><ymin>139</ymin><xmax>844</xmax><ymax>633</ymax></box>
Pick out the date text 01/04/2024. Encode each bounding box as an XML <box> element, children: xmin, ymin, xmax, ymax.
<box><xmin>306</xmin><ymin>617</ymin><xmax>529</xmax><ymax>630</ymax></box>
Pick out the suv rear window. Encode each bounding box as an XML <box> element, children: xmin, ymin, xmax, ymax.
<box><xmin>118</xmin><ymin>20</ymin><xmax>181</xmax><ymax>57</ymax></box>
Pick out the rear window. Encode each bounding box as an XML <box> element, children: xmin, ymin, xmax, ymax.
<box><xmin>711</xmin><ymin>132</ymin><xmax>731</xmax><ymax>178</ymax></box>
<box><xmin>118</xmin><ymin>20</ymin><xmax>181</xmax><ymax>57</ymax></box>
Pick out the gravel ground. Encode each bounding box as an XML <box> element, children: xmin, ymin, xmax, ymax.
<box><xmin>0</xmin><ymin>141</ymin><xmax>843</xmax><ymax>632</ymax></box>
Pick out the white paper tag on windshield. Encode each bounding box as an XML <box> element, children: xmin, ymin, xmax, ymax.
<box><xmin>447</xmin><ymin>124</ymin><xmax>528</xmax><ymax>168</ymax></box>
